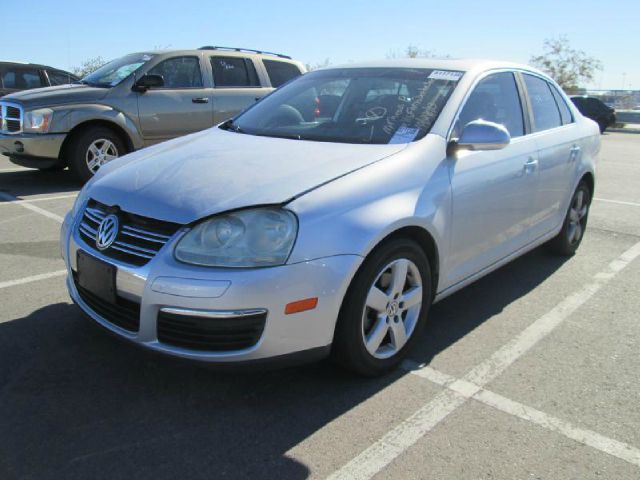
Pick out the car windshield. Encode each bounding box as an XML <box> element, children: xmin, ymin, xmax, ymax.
<box><xmin>81</xmin><ymin>53</ymin><xmax>154</xmax><ymax>87</ymax></box>
<box><xmin>223</xmin><ymin>67</ymin><xmax>464</xmax><ymax>144</ymax></box>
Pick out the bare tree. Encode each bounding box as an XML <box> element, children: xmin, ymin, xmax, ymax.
<box><xmin>387</xmin><ymin>45</ymin><xmax>450</xmax><ymax>59</ymax></box>
<box><xmin>530</xmin><ymin>36</ymin><xmax>602</xmax><ymax>90</ymax></box>
<box><xmin>305</xmin><ymin>58</ymin><xmax>331</xmax><ymax>71</ymax></box>
<box><xmin>71</xmin><ymin>56</ymin><xmax>107</xmax><ymax>78</ymax></box>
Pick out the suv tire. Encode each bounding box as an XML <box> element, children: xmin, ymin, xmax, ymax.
<box><xmin>68</xmin><ymin>127</ymin><xmax>125</xmax><ymax>182</ymax></box>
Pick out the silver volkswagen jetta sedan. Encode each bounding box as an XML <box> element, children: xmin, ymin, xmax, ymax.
<box><xmin>60</xmin><ymin>59</ymin><xmax>599</xmax><ymax>376</ymax></box>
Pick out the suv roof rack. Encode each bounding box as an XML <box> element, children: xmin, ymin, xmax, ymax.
<box><xmin>198</xmin><ymin>46</ymin><xmax>291</xmax><ymax>60</ymax></box>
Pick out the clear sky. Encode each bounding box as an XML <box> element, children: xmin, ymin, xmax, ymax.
<box><xmin>3</xmin><ymin>0</ymin><xmax>638</xmax><ymax>90</ymax></box>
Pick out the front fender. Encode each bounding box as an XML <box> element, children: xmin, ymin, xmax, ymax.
<box><xmin>50</xmin><ymin>104</ymin><xmax>144</xmax><ymax>149</ymax></box>
<box><xmin>287</xmin><ymin>134</ymin><xmax>451</xmax><ymax>283</ymax></box>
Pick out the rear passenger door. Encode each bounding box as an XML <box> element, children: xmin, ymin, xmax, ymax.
<box><xmin>137</xmin><ymin>55</ymin><xmax>213</xmax><ymax>143</ymax></box>
<box><xmin>521</xmin><ymin>74</ymin><xmax>579</xmax><ymax>240</ymax></box>
<box><xmin>209</xmin><ymin>56</ymin><xmax>266</xmax><ymax>123</ymax></box>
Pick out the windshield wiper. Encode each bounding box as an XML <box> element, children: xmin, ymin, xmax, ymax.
<box><xmin>219</xmin><ymin>119</ymin><xmax>245</xmax><ymax>134</ymax></box>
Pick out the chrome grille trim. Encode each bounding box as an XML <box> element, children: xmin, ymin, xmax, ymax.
<box><xmin>0</xmin><ymin>101</ymin><xmax>24</xmax><ymax>134</ymax></box>
<box><xmin>77</xmin><ymin>200</ymin><xmax>181</xmax><ymax>267</ymax></box>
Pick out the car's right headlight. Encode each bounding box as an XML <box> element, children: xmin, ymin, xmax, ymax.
<box><xmin>174</xmin><ymin>207</ymin><xmax>298</xmax><ymax>268</ymax></box>
<box><xmin>23</xmin><ymin>108</ymin><xmax>54</xmax><ymax>133</ymax></box>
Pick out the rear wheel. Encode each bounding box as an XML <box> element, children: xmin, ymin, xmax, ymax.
<box><xmin>68</xmin><ymin>127</ymin><xmax>125</xmax><ymax>182</ymax></box>
<box><xmin>332</xmin><ymin>238</ymin><xmax>432</xmax><ymax>376</ymax></box>
<box><xmin>546</xmin><ymin>182</ymin><xmax>591</xmax><ymax>256</ymax></box>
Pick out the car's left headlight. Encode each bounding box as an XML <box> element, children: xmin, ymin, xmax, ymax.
<box><xmin>24</xmin><ymin>108</ymin><xmax>53</xmax><ymax>133</ymax></box>
<box><xmin>175</xmin><ymin>207</ymin><xmax>298</xmax><ymax>268</ymax></box>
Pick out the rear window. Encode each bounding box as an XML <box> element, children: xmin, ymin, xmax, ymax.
<box><xmin>549</xmin><ymin>86</ymin><xmax>573</xmax><ymax>125</ymax></box>
<box><xmin>211</xmin><ymin>56</ymin><xmax>260</xmax><ymax>87</ymax></box>
<box><xmin>263</xmin><ymin>60</ymin><xmax>302</xmax><ymax>88</ymax></box>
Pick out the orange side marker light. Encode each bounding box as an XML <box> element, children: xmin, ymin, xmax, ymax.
<box><xmin>285</xmin><ymin>297</ymin><xmax>318</xmax><ymax>315</ymax></box>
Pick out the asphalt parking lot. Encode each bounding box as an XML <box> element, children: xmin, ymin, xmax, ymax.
<box><xmin>1</xmin><ymin>132</ymin><xmax>639</xmax><ymax>480</ymax></box>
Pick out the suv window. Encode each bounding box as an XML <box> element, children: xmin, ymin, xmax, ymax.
<box><xmin>549</xmin><ymin>85</ymin><xmax>573</xmax><ymax>125</ymax></box>
<box><xmin>523</xmin><ymin>74</ymin><xmax>562</xmax><ymax>132</ymax></box>
<box><xmin>147</xmin><ymin>56</ymin><xmax>203</xmax><ymax>88</ymax></box>
<box><xmin>263</xmin><ymin>60</ymin><xmax>302</xmax><ymax>88</ymax></box>
<box><xmin>2</xmin><ymin>68</ymin><xmax>44</xmax><ymax>89</ymax></box>
<box><xmin>211</xmin><ymin>56</ymin><xmax>259</xmax><ymax>87</ymax></box>
<box><xmin>48</xmin><ymin>70</ymin><xmax>75</xmax><ymax>86</ymax></box>
<box><xmin>456</xmin><ymin>72</ymin><xmax>524</xmax><ymax>138</ymax></box>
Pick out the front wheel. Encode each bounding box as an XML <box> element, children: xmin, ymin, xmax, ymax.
<box><xmin>331</xmin><ymin>238</ymin><xmax>432</xmax><ymax>376</ymax></box>
<box><xmin>546</xmin><ymin>182</ymin><xmax>591</xmax><ymax>256</ymax></box>
<box><xmin>68</xmin><ymin>127</ymin><xmax>125</xmax><ymax>182</ymax></box>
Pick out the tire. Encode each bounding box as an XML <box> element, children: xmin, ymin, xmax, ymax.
<box><xmin>68</xmin><ymin>127</ymin><xmax>125</xmax><ymax>182</ymax></box>
<box><xmin>331</xmin><ymin>238</ymin><xmax>432</xmax><ymax>376</ymax></box>
<box><xmin>597</xmin><ymin>119</ymin><xmax>607</xmax><ymax>134</ymax></box>
<box><xmin>546</xmin><ymin>182</ymin><xmax>591</xmax><ymax>256</ymax></box>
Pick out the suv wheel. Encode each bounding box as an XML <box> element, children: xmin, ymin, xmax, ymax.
<box><xmin>68</xmin><ymin>127</ymin><xmax>125</xmax><ymax>182</ymax></box>
<box><xmin>332</xmin><ymin>238</ymin><xmax>432</xmax><ymax>376</ymax></box>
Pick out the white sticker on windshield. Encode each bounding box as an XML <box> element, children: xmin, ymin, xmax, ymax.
<box><xmin>142</xmin><ymin>55</ymin><xmax>152</xmax><ymax>61</ymax></box>
<box><xmin>428</xmin><ymin>70</ymin><xmax>463</xmax><ymax>81</ymax></box>
<box><xmin>389</xmin><ymin>126</ymin><xmax>420</xmax><ymax>144</ymax></box>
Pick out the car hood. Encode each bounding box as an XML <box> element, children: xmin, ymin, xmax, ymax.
<box><xmin>2</xmin><ymin>84</ymin><xmax>110</xmax><ymax>107</ymax></box>
<box><xmin>88</xmin><ymin>128</ymin><xmax>407</xmax><ymax>225</ymax></box>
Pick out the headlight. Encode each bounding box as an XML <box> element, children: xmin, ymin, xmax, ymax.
<box><xmin>175</xmin><ymin>208</ymin><xmax>298</xmax><ymax>267</ymax></box>
<box><xmin>71</xmin><ymin>184</ymin><xmax>90</xmax><ymax>218</ymax></box>
<box><xmin>24</xmin><ymin>108</ymin><xmax>53</xmax><ymax>133</ymax></box>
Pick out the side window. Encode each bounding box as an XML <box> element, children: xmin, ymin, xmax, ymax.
<box><xmin>48</xmin><ymin>70</ymin><xmax>75</xmax><ymax>86</ymax></box>
<box><xmin>456</xmin><ymin>72</ymin><xmax>524</xmax><ymax>138</ymax></box>
<box><xmin>2</xmin><ymin>68</ymin><xmax>44</xmax><ymax>89</ymax></box>
<box><xmin>523</xmin><ymin>74</ymin><xmax>562</xmax><ymax>132</ymax></box>
<box><xmin>263</xmin><ymin>60</ymin><xmax>302</xmax><ymax>88</ymax></box>
<box><xmin>147</xmin><ymin>57</ymin><xmax>203</xmax><ymax>88</ymax></box>
<box><xmin>210</xmin><ymin>56</ymin><xmax>259</xmax><ymax>87</ymax></box>
<box><xmin>549</xmin><ymin>85</ymin><xmax>573</xmax><ymax>125</ymax></box>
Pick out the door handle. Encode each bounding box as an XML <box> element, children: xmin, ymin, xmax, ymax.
<box><xmin>569</xmin><ymin>145</ymin><xmax>581</xmax><ymax>162</ymax></box>
<box><xmin>192</xmin><ymin>97</ymin><xmax>209</xmax><ymax>104</ymax></box>
<box><xmin>523</xmin><ymin>157</ymin><xmax>538</xmax><ymax>174</ymax></box>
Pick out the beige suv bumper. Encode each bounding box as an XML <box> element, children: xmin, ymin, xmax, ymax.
<box><xmin>0</xmin><ymin>133</ymin><xmax>66</xmax><ymax>167</ymax></box>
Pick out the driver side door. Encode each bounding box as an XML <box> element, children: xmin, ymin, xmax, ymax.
<box><xmin>445</xmin><ymin>71</ymin><xmax>539</xmax><ymax>287</ymax></box>
<box><xmin>136</xmin><ymin>55</ymin><xmax>213</xmax><ymax>144</ymax></box>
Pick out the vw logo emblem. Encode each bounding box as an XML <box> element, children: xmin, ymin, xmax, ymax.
<box><xmin>96</xmin><ymin>214</ymin><xmax>119</xmax><ymax>250</ymax></box>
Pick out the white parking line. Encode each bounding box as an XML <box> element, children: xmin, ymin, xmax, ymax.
<box><xmin>327</xmin><ymin>240</ymin><xmax>640</xmax><ymax>480</ymax></box>
<box><xmin>405</xmin><ymin>364</ymin><xmax>640</xmax><ymax>467</ymax></box>
<box><xmin>0</xmin><ymin>167</ymin><xmax>30</xmax><ymax>173</ymax></box>
<box><xmin>0</xmin><ymin>192</ymin><xmax>64</xmax><ymax>223</ymax></box>
<box><xmin>594</xmin><ymin>197</ymin><xmax>640</xmax><ymax>208</ymax></box>
<box><xmin>0</xmin><ymin>192</ymin><xmax>78</xmax><ymax>206</ymax></box>
<box><xmin>0</xmin><ymin>270</ymin><xmax>67</xmax><ymax>290</ymax></box>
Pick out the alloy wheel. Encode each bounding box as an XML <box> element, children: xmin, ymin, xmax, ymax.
<box><xmin>361</xmin><ymin>258</ymin><xmax>423</xmax><ymax>359</ymax></box>
<box><xmin>86</xmin><ymin>139</ymin><xmax>119</xmax><ymax>174</ymax></box>
<box><xmin>567</xmin><ymin>189</ymin><xmax>588</xmax><ymax>245</ymax></box>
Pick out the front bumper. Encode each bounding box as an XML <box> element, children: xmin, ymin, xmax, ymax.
<box><xmin>0</xmin><ymin>132</ymin><xmax>67</xmax><ymax>167</ymax></box>
<box><xmin>61</xmin><ymin>211</ymin><xmax>363</xmax><ymax>363</ymax></box>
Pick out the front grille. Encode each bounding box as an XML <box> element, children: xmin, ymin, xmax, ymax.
<box><xmin>157</xmin><ymin>310</ymin><xmax>267</xmax><ymax>351</ymax></box>
<box><xmin>0</xmin><ymin>102</ymin><xmax>23</xmax><ymax>133</ymax></box>
<box><xmin>72</xmin><ymin>272</ymin><xmax>141</xmax><ymax>332</ymax></box>
<box><xmin>78</xmin><ymin>199</ymin><xmax>181</xmax><ymax>267</ymax></box>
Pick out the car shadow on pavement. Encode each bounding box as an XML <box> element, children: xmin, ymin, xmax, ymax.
<box><xmin>0</xmin><ymin>169</ymin><xmax>81</xmax><ymax>198</ymax></box>
<box><xmin>0</xmin><ymin>247</ymin><xmax>567</xmax><ymax>480</ymax></box>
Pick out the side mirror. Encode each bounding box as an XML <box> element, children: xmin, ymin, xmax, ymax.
<box><xmin>132</xmin><ymin>74</ymin><xmax>164</xmax><ymax>92</ymax></box>
<box><xmin>454</xmin><ymin>119</ymin><xmax>511</xmax><ymax>151</ymax></box>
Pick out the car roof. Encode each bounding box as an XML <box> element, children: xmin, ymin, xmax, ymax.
<box><xmin>320</xmin><ymin>58</ymin><xmax>547</xmax><ymax>77</ymax></box>
<box><xmin>131</xmin><ymin>48</ymin><xmax>299</xmax><ymax>62</ymax></box>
